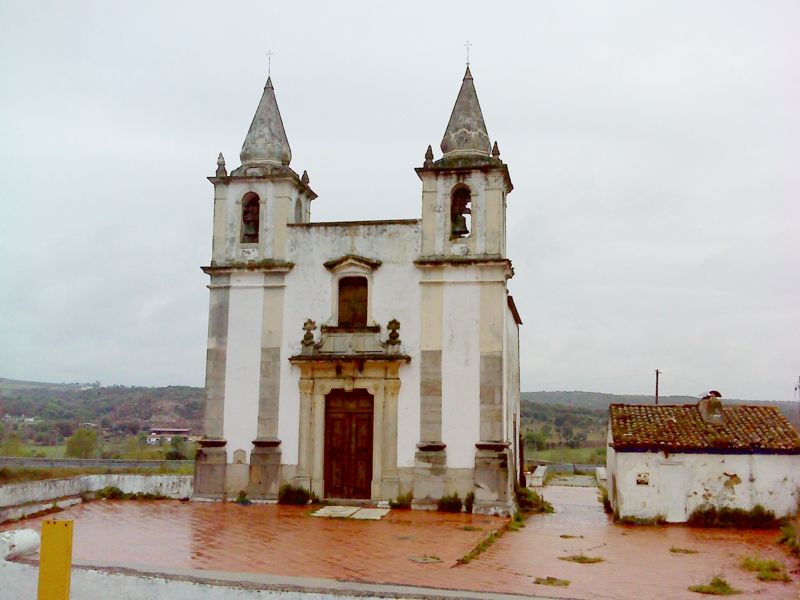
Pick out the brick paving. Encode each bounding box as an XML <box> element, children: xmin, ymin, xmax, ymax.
<box><xmin>5</xmin><ymin>487</ymin><xmax>799</xmax><ymax>599</ymax></box>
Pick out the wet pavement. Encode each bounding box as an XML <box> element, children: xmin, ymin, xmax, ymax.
<box><xmin>4</xmin><ymin>487</ymin><xmax>798</xmax><ymax>599</ymax></box>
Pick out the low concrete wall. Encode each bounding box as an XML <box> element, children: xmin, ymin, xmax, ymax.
<box><xmin>0</xmin><ymin>475</ymin><xmax>193</xmax><ymax>523</ymax></box>
<box><xmin>0</xmin><ymin>561</ymin><xmax>520</xmax><ymax>600</ymax></box>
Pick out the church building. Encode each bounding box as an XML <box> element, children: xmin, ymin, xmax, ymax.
<box><xmin>194</xmin><ymin>66</ymin><xmax>523</xmax><ymax>515</ymax></box>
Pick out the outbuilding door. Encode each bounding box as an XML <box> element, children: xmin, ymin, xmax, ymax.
<box><xmin>659</xmin><ymin>463</ymin><xmax>686</xmax><ymax>523</ymax></box>
<box><xmin>324</xmin><ymin>389</ymin><xmax>373</xmax><ymax>499</ymax></box>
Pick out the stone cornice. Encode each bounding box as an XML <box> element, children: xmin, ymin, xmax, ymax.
<box><xmin>201</xmin><ymin>260</ymin><xmax>294</xmax><ymax>275</ymax></box>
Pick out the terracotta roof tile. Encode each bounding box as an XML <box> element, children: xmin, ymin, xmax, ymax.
<box><xmin>609</xmin><ymin>403</ymin><xmax>800</xmax><ymax>454</ymax></box>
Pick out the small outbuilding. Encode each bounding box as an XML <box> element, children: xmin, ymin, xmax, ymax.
<box><xmin>606</xmin><ymin>394</ymin><xmax>800</xmax><ymax>523</ymax></box>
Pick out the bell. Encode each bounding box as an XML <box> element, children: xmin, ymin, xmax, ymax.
<box><xmin>451</xmin><ymin>213</ymin><xmax>469</xmax><ymax>237</ymax></box>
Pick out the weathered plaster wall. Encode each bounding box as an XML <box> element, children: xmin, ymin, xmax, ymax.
<box><xmin>280</xmin><ymin>222</ymin><xmax>422</xmax><ymax>468</ymax></box>
<box><xmin>441</xmin><ymin>279</ymin><xmax>481</xmax><ymax>468</ymax></box>
<box><xmin>223</xmin><ymin>271</ymin><xmax>265</xmax><ymax>463</ymax></box>
<box><xmin>612</xmin><ymin>449</ymin><xmax>800</xmax><ymax>522</ymax></box>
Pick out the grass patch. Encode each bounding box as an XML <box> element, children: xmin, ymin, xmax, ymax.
<box><xmin>457</xmin><ymin>527</ymin><xmax>505</xmax><ymax>564</ymax></box>
<box><xmin>687</xmin><ymin>504</ymin><xmax>780</xmax><ymax>529</ymax></box>
<box><xmin>617</xmin><ymin>515</ymin><xmax>665</xmax><ymax>526</ymax></box>
<box><xmin>529</xmin><ymin>446</ymin><xmax>606</xmax><ymax>464</ymax></box>
<box><xmin>534</xmin><ymin>576</ymin><xmax>570</xmax><ymax>587</ymax></box>
<box><xmin>670</xmin><ymin>546</ymin><xmax>699</xmax><ymax>554</ymax></box>
<box><xmin>597</xmin><ymin>485</ymin><xmax>612</xmax><ymax>514</ymax></box>
<box><xmin>740</xmin><ymin>556</ymin><xmax>790</xmax><ymax>582</ymax></box>
<box><xmin>688</xmin><ymin>576</ymin><xmax>740</xmax><ymax>595</ymax></box>
<box><xmin>558</xmin><ymin>553</ymin><xmax>603</xmax><ymax>564</ymax></box>
<box><xmin>461</xmin><ymin>525</ymin><xmax>481</xmax><ymax>532</ymax></box>
<box><xmin>559</xmin><ymin>534</ymin><xmax>584</xmax><ymax>539</ymax></box>
<box><xmin>0</xmin><ymin>465</ymin><xmax>192</xmax><ymax>484</ymax></box>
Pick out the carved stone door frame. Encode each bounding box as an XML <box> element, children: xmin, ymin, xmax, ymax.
<box><xmin>291</xmin><ymin>358</ymin><xmax>403</xmax><ymax>500</ymax></box>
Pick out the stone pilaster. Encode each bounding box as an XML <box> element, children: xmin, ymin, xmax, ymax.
<box><xmin>472</xmin><ymin>443</ymin><xmax>515</xmax><ymax>516</ymax></box>
<box><xmin>248</xmin><ymin>440</ymin><xmax>281</xmax><ymax>500</ymax></box>
<box><xmin>193</xmin><ymin>441</ymin><xmax>227</xmax><ymax>500</ymax></box>
<box><xmin>294</xmin><ymin>376</ymin><xmax>314</xmax><ymax>490</ymax></box>
<box><xmin>203</xmin><ymin>273</ymin><xmax>230</xmax><ymax>438</ymax></box>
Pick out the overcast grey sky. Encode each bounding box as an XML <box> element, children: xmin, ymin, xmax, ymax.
<box><xmin>1</xmin><ymin>1</ymin><xmax>798</xmax><ymax>401</ymax></box>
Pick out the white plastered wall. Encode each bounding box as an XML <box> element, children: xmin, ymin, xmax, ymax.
<box><xmin>278</xmin><ymin>222</ymin><xmax>422</xmax><ymax>467</ymax></box>
<box><xmin>441</xmin><ymin>275</ymin><xmax>481</xmax><ymax>468</ymax></box>
<box><xmin>504</xmin><ymin>305</ymin><xmax>520</xmax><ymax>465</ymax></box>
<box><xmin>222</xmin><ymin>271</ymin><xmax>264</xmax><ymax>462</ymax></box>
<box><xmin>613</xmin><ymin>448</ymin><xmax>800</xmax><ymax>522</ymax></box>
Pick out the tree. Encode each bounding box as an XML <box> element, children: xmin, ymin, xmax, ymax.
<box><xmin>165</xmin><ymin>436</ymin><xmax>188</xmax><ymax>460</ymax></box>
<box><xmin>65</xmin><ymin>428</ymin><xmax>98</xmax><ymax>459</ymax></box>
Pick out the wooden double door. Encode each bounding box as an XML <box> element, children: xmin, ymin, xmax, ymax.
<box><xmin>324</xmin><ymin>389</ymin><xmax>374</xmax><ymax>499</ymax></box>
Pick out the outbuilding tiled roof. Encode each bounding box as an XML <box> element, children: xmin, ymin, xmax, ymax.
<box><xmin>609</xmin><ymin>403</ymin><xmax>800</xmax><ymax>454</ymax></box>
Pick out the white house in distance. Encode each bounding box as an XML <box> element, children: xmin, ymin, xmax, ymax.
<box><xmin>606</xmin><ymin>394</ymin><xmax>800</xmax><ymax>523</ymax></box>
<box><xmin>193</xmin><ymin>66</ymin><xmax>523</xmax><ymax>515</ymax></box>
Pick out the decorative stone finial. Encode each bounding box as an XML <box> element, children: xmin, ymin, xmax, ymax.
<box><xmin>301</xmin><ymin>319</ymin><xmax>317</xmax><ymax>347</ymax></box>
<box><xmin>240</xmin><ymin>76</ymin><xmax>292</xmax><ymax>168</ymax></box>
<box><xmin>216</xmin><ymin>152</ymin><xmax>227</xmax><ymax>177</ymax></box>
<box><xmin>387</xmin><ymin>319</ymin><xmax>401</xmax><ymax>345</ymax></box>
<box><xmin>491</xmin><ymin>141</ymin><xmax>500</xmax><ymax>158</ymax></box>
<box><xmin>301</xmin><ymin>170</ymin><xmax>310</xmax><ymax>184</ymax></box>
<box><xmin>424</xmin><ymin>145</ymin><xmax>434</xmax><ymax>167</ymax></box>
<box><xmin>440</xmin><ymin>66</ymin><xmax>490</xmax><ymax>158</ymax></box>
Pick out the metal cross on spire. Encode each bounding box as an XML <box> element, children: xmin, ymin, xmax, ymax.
<box><xmin>266</xmin><ymin>49</ymin><xmax>275</xmax><ymax>77</ymax></box>
<box><xmin>464</xmin><ymin>40</ymin><xmax>472</xmax><ymax>66</ymax></box>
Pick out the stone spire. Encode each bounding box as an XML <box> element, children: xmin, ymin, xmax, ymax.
<box><xmin>240</xmin><ymin>77</ymin><xmax>292</xmax><ymax>167</ymax></box>
<box><xmin>440</xmin><ymin>66</ymin><xmax>491</xmax><ymax>158</ymax></box>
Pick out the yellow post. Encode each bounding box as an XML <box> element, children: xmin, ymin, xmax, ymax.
<box><xmin>37</xmin><ymin>519</ymin><xmax>73</xmax><ymax>600</ymax></box>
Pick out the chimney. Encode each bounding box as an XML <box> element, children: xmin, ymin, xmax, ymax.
<box><xmin>698</xmin><ymin>390</ymin><xmax>724</xmax><ymax>425</ymax></box>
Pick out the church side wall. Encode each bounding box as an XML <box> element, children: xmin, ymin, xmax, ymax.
<box><xmin>504</xmin><ymin>305</ymin><xmax>520</xmax><ymax>476</ymax></box>
<box><xmin>279</xmin><ymin>222</ymin><xmax>422</xmax><ymax>468</ymax></box>
<box><xmin>614</xmin><ymin>450</ymin><xmax>800</xmax><ymax>522</ymax></box>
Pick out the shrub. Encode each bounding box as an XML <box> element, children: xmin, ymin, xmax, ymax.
<box><xmin>97</xmin><ymin>486</ymin><xmax>128</xmax><ymax>500</ymax></box>
<box><xmin>464</xmin><ymin>491</ymin><xmax>475</xmax><ymax>513</ymax></box>
<box><xmin>437</xmin><ymin>492</ymin><xmax>463</xmax><ymax>513</ymax></box>
<box><xmin>234</xmin><ymin>490</ymin><xmax>251</xmax><ymax>505</ymax></box>
<box><xmin>688</xmin><ymin>504</ymin><xmax>780</xmax><ymax>529</ymax></box>
<box><xmin>278</xmin><ymin>484</ymin><xmax>312</xmax><ymax>505</ymax></box>
<box><xmin>515</xmin><ymin>485</ymin><xmax>553</xmax><ymax>514</ymax></box>
<box><xmin>688</xmin><ymin>575</ymin><xmax>740</xmax><ymax>595</ymax></box>
<box><xmin>778</xmin><ymin>520</ymin><xmax>799</xmax><ymax>556</ymax></box>
<box><xmin>389</xmin><ymin>491</ymin><xmax>413</xmax><ymax>509</ymax></box>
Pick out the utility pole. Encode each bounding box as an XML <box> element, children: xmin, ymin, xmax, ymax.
<box><xmin>655</xmin><ymin>369</ymin><xmax>662</xmax><ymax>405</ymax></box>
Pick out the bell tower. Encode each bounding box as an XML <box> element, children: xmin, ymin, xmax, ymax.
<box><xmin>195</xmin><ymin>75</ymin><xmax>316</xmax><ymax>501</ymax></box>
<box><xmin>413</xmin><ymin>67</ymin><xmax>517</xmax><ymax>514</ymax></box>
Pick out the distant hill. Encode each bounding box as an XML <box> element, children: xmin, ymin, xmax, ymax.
<box><xmin>522</xmin><ymin>391</ymin><xmax>800</xmax><ymax>429</ymax></box>
<box><xmin>0</xmin><ymin>378</ymin><xmax>203</xmax><ymax>434</ymax></box>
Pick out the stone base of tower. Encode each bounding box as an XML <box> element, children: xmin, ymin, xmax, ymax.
<box><xmin>248</xmin><ymin>441</ymin><xmax>282</xmax><ymax>501</ymax></box>
<box><xmin>411</xmin><ymin>446</ymin><xmax>448</xmax><ymax>510</ymax></box>
<box><xmin>193</xmin><ymin>441</ymin><xmax>227</xmax><ymax>500</ymax></box>
<box><xmin>471</xmin><ymin>443</ymin><xmax>516</xmax><ymax>517</ymax></box>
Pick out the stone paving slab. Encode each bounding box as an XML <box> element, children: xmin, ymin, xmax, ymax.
<box><xmin>350</xmin><ymin>508</ymin><xmax>390</xmax><ymax>520</ymax></box>
<box><xmin>311</xmin><ymin>506</ymin><xmax>360</xmax><ymax>518</ymax></box>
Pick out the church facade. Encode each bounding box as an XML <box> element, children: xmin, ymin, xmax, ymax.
<box><xmin>194</xmin><ymin>67</ymin><xmax>523</xmax><ymax>515</ymax></box>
